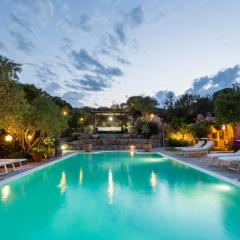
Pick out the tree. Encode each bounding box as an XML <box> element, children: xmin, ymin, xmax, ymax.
<box><xmin>214</xmin><ymin>85</ymin><xmax>240</xmax><ymax>124</ymax></box>
<box><xmin>189</xmin><ymin>122</ymin><xmax>211</xmax><ymax>138</ymax></box>
<box><xmin>0</xmin><ymin>80</ymin><xmax>30</xmax><ymax>152</ymax></box>
<box><xmin>0</xmin><ymin>55</ymin><xmax>22</xmax><ymax>81</ymax></box>
<box><xmin>164</xmin><ymin>94</ymin><xmax>213</xmax><ymax>127</ymax></box>
<box><xmin>0</xmin><ymin>80</ymin><xmax>68</xmax><ymax>154</ymax></box>
<box><xmin>22</xmin><ymin>84</ymin><xmax>43</xmax><ymax>103</ymax></box>
<box><xmin>68</xmin><ymin>108</ymin><xmax>92</xmax><ymax>132</ymax></box>
<box><xmin>30</xmin><ymin>95</ymin><xmax>69</xmax><ymax>142</ymax></box>
<box><xmin>126</xmin><ymin>96</ymin><xmax>158</xmax><ymax>117</ymax></box>
<box><xmin>164</xmin><ymin>91</ymin><xmax>175</xmax><ymax>109</ymax></box>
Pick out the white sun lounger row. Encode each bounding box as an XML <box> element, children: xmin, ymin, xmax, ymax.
<box><xmin>0</xmin><ymin>159</ymin><xmax>27</xmax><ymax>175</ymax></box>
<box><xmin>207</xmin><ymin>150</ymin><xmax>240</xmax><ymax>171</ymax></box>
<box><xmin>177</xmin><ymin>141</ymin><xmax>215</xmax><ymax>156</ymax></box>
<box><xmin>176</xmin><ymin>140</ymin><xmax>205</xmax><ymax>151</ymax></box>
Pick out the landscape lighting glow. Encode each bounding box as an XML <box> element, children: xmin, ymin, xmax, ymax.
<box><xmin>5</xmin><ymin>135</ymin><xmax>13</xmax><ymax>142</ymax></box>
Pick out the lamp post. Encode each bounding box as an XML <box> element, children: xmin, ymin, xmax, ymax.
<box><xmin>162</xmin><ymin>124</ymin><xmax>167</xmax><ymax>148</ymax></box>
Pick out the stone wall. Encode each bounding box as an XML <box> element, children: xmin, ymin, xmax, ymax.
<box><xmin>66</xmin><ymin>134</ymin><xmax>162</xmax><ymax>150</ymax></box>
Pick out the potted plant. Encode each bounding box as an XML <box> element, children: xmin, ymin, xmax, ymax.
<box><xmin>139</xmin><ymin>121</ymin><xmax>153</xmax><ymax>152</ymax></box>
<box><xmin>31</xmin><ymin>146</ymin><xmax>48</xmax><ymax>161</ymax></box>
<box><xmin>144</xmin><ymin>141</ymin><xmax>153</xmax><ymax>152</ymax></box>
<box><xmin>85</xmin><ymin>142</ymin><xmax>93</xmax><ymax>152</ymax></box>
<box><xmin>43</xmin><ymin>137</ymin><xmax>56</xmax><ymax>158</ymax></box>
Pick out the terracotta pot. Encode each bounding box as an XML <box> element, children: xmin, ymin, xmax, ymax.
<box><xmin>85</xmin><ymin>143</ymin><xmax>93</xmax><ymax>152</ymax></box>
<box><xmin>144</xmin><ymin>143</ymin><xmax>152</xmax><ymax>152</ymax></box>
<box><xmin>32</xmin><ymin>154</ymin><xmax>43</xmax><ymax>162</ymax></box>
<box><xmin>47</xmin><ymin>148</ymin><xmax>56</xmax><ymax>158</ymax></box>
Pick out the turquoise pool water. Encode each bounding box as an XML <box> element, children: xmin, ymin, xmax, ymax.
<box><xmin>1</xmin><ymin>152</ymin><xmax>240</xmax><ymax>240</ymax></box>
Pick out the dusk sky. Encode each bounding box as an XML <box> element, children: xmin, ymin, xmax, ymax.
<box><xmin>0</xmin><ymin>0</ymin><xmax>240</xmax><ymax>107</ymax></box>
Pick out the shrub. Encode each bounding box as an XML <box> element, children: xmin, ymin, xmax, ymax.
<box><xmin>189</xmin><ymin>122</ymin><xmax>210</xmax><ymax>138</ymax></box>
<box><xmin>31</xmin><ymin>146</ymin><xmax>48</xmax><ymax>156</ymax></box>
<box><xmin>168</xmin><ymin>138</ymin><xmax>191</xmax><ymax>147</ymax></box>
<box><xmin>167</xmin><ymin>129</ymin><xmax>194</xmax><ymax>147</ymax></box>
<box><xmin>136</xmin><ymin>120</ymin><xmax>161</xmax><ymax>138</ymax></box>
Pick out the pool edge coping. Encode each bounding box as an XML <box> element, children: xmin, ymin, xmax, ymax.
<box><xmin>0</xmin><ymin>150</ymin><xmax>240</xmax><ymax>188</ymax></box>
<box><xmin>155</xmin><ymin>151</ymin><xmax>240</xmax><ymax>188</ymax></box>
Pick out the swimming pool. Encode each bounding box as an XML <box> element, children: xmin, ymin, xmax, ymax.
<box><xmin>1</xmin><ymin>152</ymin><xmax>240</xmax><ymax>240</ymax></box>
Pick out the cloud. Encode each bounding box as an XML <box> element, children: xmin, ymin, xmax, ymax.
<box><xmin>116</xmin><ymin>57</ymin><xmax>130</xmax><ymax>65</ymax></box>
<box><xmin>44</xmin><ymin>82</ymin><xmax>62</xmax><ymax>95</ymax></box>
<box><xmin>70</xmin><ymin>49</ymin><xmax>123</xmax><ymax>77</ymax></box>
<box><xmin>66</xmin><ymin>73</ymin><xmax>113</xmax><ymax>92</ymax></box>
<box><xmin>65</xmin><ymin>83</ymin><xmax>81</xmax><ymax>90</ymax></box>
<box><xmin>76</xmin><ymin>74</ymin><xmax>110</xmax><ymax>91</ymax></box>
<box><xmin>77</xmin><ymin>14</ymin><xmax>92</xmax><ymax>32</ymax></box>
<box><xmin>59</xmin><ymin>37</ymin><xmax>73</xmax><ymax>53</ymax></box>
<box><xmin>114</xmin><ymin>23</ymin><xmax>126</xmax><ymax>44</ymax></box>
<box><xmin>155</xmin><ymin>65</ymin><xmax>240</xmax><ymax>106</ymax></box>
<box><xmin>9</xmin><ymin>0</ymin><xmax>54</xmax><ymax>29</ymax></box>
<box><xmin>113</xmin><ymin>5</ymin><xmax>144</xmax><ymax>44</ymax></box>
<box><xmin>9</xmin><ymin>31</ymin><xmax>34</xmax><ymax>52</ymax></box>
<box><xmin>96</xmin><ymin>5</ymin><xmax>144</xmax><ymax>64</ymax></box>
<box><xmin>98</xmin><ymin>33</ymin><xmax>120</xmax><ymax>54</ymax></box>
<box><xmin>128</xmin><ymin>6</ymin><xmax>144</xmax><ymax>27</ymax></box>
<box><xmin>62</xmin><ymin>91</ymin><xmax>86</xmax><ymax>107</ymax></box>
<box><xmin>56</xmin><ymin>16</ymin><xmax>73</xmax><ymax>33</ymax></box>
<box><xmin>57</xmin><ymin>61</ymin><xmax>74</xmax><ymax>74</ymax></box>
<box><xmin>8</xmin><ymin>0</ymin><xmax>54</xmax><ymax>53</ymax></box>
<box><xmin>187</xmin><ymin>65</ymin><xmax>240</xmax><ymax>96</ymax></box>
<box><xmin>10</xmin><ymin>12</ymin><xmax>34</xmax><ymax>33</ymax></box>
<box><xmin>155</xmin><ymin>90</ymin><xmax>176</xmax><ymax>107</ymax></box>
<box><xmin>35</xmin><ymin>63</ymin><xmax>58</xmax><ymax>83</ymax></box>
<box><xmin>57</xmin><ymin>3</ymin><xmax>93</xmax><ymax>34</ymax></box>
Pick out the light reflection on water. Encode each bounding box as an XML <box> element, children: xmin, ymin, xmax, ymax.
<box><xmin>150</xmin><ymin>171</ymin><xmax>157</xmax><ymax>192</ymax></box>
<box><xmin>58</xmin><ymin>172</ymin><xmax>67</xmax><ymax>194</ymax></box>
<box><xmin>1</xmin><ymin>185</ymin><xmax>11</xmax><ymax>202</ymax></box>
<box><xmin>129</xmin><ymin>150</ymin><xmax>135</xmax><ymax>158</ymax></box>
<box><xmin>214</xmin><ymin>184</ymin><xmax>232</xmax><ymax>192</ymax></box>
<box><xmin>107</xmin><ymin>168</ymin><xmax>114</xmax><ymax>204</ymax></box>
<box><xmin>79</xmin><ymin>168</ymin><xmax>83</xmax><ymax>185</ymax></box>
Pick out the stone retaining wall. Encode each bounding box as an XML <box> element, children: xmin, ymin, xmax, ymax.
<box><xmin>67</xmin><ymin>137</ymin><xmax>162</xmax><ymax>150</ymax></box>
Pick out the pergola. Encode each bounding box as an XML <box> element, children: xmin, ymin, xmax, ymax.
<box><xmin>92</xmin><ymin>110</ymin><xmax>129</xmax><ymax>133</ymax></box>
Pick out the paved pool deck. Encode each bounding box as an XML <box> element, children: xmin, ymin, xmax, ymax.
<box><xmin>0</xmin><ymin>149</ymin><xmax>239</xmax><ymax>184</ymax></box>
<box><xmin>156</xmin><ymin>148</ymin><xmax>240</xmax><ymax>182</ymax></box>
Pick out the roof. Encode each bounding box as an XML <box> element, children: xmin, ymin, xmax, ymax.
<box><xmin>91</xmin><ymin>110</ymin><xmax>129</xmax><ymax>116</ymax></box>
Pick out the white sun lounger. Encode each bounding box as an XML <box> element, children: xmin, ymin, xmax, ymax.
<box><xmin>0</xmin><ymin>158</ymin><xmax>27</xmax><ymax>175</ymax></box>
<box><xmin>176</xmin><ymin>141</ymin><xmax>205</xmax><ymax>150</ymax></box>
<box><xmin>0</xmin><ymin>161</ymin><xmax>16</xmax><ymax>175</ymax></box>
<box><xmin>6</xmin><ymin>158</ymin><xmax>27</xmax><ymax>168</ymax></box>
<box><xmin>216</xmin><ymin>156</ymin><xmax>240</xmax><ymax>171</ymax></box>
<box><xmin>179</xmin><ymin>141</ymin><xmax>214</xmax><ymax>156</ymax></box>
<box><xmin>207</xmin><ymin>150</ymin><xmax>240</xmax><ymax>165</ymax></box>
